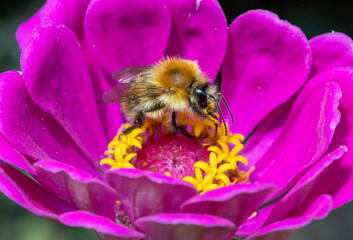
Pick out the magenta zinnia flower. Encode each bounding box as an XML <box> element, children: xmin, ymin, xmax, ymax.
<box><xmin>1</xmin><ymin>0</ymin><xmax>353</xmax><ymax>239</ymax></box>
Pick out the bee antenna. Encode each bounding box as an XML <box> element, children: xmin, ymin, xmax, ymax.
<box><xmin>221</xmin><ymin>95</ymin><xmax>234</xmax><ymax>125</ymax></box>
<box><xmin>213</xmin><ymin>99</ymin><xmax>228</xmax><ymax>136</ymax></box>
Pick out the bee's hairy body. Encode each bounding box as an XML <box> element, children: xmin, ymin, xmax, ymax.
<box><xmin>121</xmin><ymin>58</ymin><xmax>217</xmax><ymax>121</ymax></box>
<box><xmin>103</xmin><ymin>57</ymin><xmax>221</xmax><ymax>136</ymax></box>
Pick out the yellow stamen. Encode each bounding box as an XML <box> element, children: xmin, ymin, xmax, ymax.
<box><xmin>216</xmin><ymin>173</ymin><xmax>230</xmax><ymax>186</ymax></box>
<box><xmin>124</xmin><ymin>153</ymin><xmax>137</xmax><ymax>162</ymax></box>
<box><xmin>230</xmin><ymin>143</ymin><xmax>244</xmax><ymax>156</ymax></box>
<box><xmin>207</xmin><ymin>146</ymin><xmax>223</xmax><ymax>156</ymax></box>
<box><xmin>217</xmin><ymin>163</ymin><xmax>233</xmax><ymax>173</ymax></box>
<box><xmin>239</xmin><ymin>166</ymin><xmax>255</xmax><ymax>182</ymax></box>
<box><xmin>194</xmin><ymin>161</ymin><xmax>211</xmax><ymax>173</ymax></box>
<box><xmin>100</xmin><ymin>158</ymin><xmax>117</xmax><ymax>167</ymax></box>
<box><xmin>186</xmin><ymin>117</ymin><xmax>252</xmax><ymax>193</ymax></box>
<box><xmin>178</xmin><ymin>114</ymin><xmax>215</xmax><ymax>138</ymax></box>
<box><xmin>203</xmin><ymin>183</ymin><xmax>220</xmax><ymax>192</ymax></box>
<box><xmin>100</xmin><ymin>124</ymin><xmax>143</xmax><ymax>169</ymax></box>
<box><xmin>111</xmin><ymin>162</ymin><xmax>135</xmax><ymax>169</ymax></box>
<box><xmin>101</xmin><ymin>112</ymin><xmax>253</xmax><ymax>194</ymax></box>
<box><xmin>232</xmin><ymin>156</ymin><xmax>248</xmax><ymax>165</ymax></box>
<box><xmin>248</xmin><ymin>212</ymin><xmax>257</xmax><ymax>219</ymax></box>
<box><xmin>229</xmin><ymin>134</ymin><xmax>245</xmax><ymax>144</ymax></box>
<box><xmin>217</xmin><ymin>140</ymin><xmax>230</xmax><ymax>154</ymax></box>
<box><xmin>182</xmin><ymin>176</ymin><xmax>198</xmax><ymax>186</ymax></box>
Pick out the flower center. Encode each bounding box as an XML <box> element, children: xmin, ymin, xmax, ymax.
<box><xmin>134</xmin><ymin>134</ymin><xmax>209</xmax><ymax>179</ymax></box>
<box><xmin>101</xmin><ymin>114</ymin><xmax>254</xmax><ymax>194</ymax></box>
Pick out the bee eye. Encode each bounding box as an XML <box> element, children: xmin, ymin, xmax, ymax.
<box><xmin>196</xmin><ymin>88</ymin><xmax>208</xmax><ymax>109</ymax></box>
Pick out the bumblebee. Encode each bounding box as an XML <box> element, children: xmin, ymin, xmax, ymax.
<box><xmin>103</xmin><ymin>57</ymin><xmax>233</xmax><ymax>136</ymax></box>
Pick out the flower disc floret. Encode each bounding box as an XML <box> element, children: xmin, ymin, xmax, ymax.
<box><xmin>101</xmin><ymin>113</ymin><xmax>252</xmax><ymax>194</ymax></box>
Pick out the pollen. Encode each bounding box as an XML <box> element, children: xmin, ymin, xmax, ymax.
<box><xmin>101</xmin><ymin>112</ymin><xmax>253</xmax><ymax>194</ymax></box>
<box><xmin>100</xmin><ymin>124</ymin><xmax>144</xmax><ymax>169</ymax></box>
<box><xmin>248</xmin><ymin>212</ymin><xmax>257</xmax><ymax>219</ymax></box>
<box><xmin>181</xmin><ymin>118</ymin><xmax>253</xmax><ymax>193</ymax></box>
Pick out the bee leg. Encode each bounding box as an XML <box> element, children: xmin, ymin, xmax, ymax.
<box><xmin>122</xmin><ymin>112</ymin><xmax>145</xmax><ymax>135</ymax></box>
<box><xmin>171</xmin><ymin>111</ymin><xmax>194</xmax><ymax>138</ymax></box>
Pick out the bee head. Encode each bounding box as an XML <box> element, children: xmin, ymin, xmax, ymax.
<box><xmin>189</xmin><ymin>84</ymin><xmax>218</xmax><ymax>119</ymax></box>
<box><xmin>189</xmin><ymin>83</ymin><xmax>233</xmax><ymax>136</ymax></box>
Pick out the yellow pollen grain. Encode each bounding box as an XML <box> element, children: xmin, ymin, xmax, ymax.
<box><xmin>248</xmin><ymin>212</ymin><xmax>257</xmax><ymax>219</ymax></box>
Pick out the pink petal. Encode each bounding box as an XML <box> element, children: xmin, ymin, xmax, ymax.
<box><xmin>0</xmin><ymin>161</ymin><xmax>74</xmax><ymax>219</ymax></box>
<box><xmin>135</xmin><ymin>213</ymin><xmax>235</xmax><ymax>240</ymax></box>
<box><xmin>0</xmin><ymin>133</ymin><xmax>33</xmax><ymax>174</ymax></box>
<box><xmin>165</xmin><ymin>0</ymin><xmax>227</xmax><ymax>80</ymax></box>
<box><xmin>239</xmin><ymin>145</ymin><xmax>345</xmax><ymax>235</ymax></box>
<box><xmin>313</xmin><ymin>137</ymin><xmax>353</xmax><ymax>208</ymax></box>
<box><xmin>250</xmin><ymin>68</ymin><xmax>353</xmax><ymax>208</ymax></box>
<box><xmin>270</xmin><ymin>68</ymin><xmax>353</xmax><ymax>149</ymax></box>
<box><xmin>40</xmin><ymin>0</ymin><xmax>90</xmax><ymax>39</ymax></box>
<box><xmin>105</xmin><ymin>168</ymin><xmax>198</xmax><ymax>222</ymax></box>
<box><xmin>239</xmin><ymin>104</ymin><xmax>345</xmax><ymax>235</ymax></box>
<box><xmin>39</xmin><ymin>0</ymin><xmax>125</xmax><ymax>140</ymax></box>
<box><xmin>21</xmin><ymin>25</ymin><xmax>106</xmax><ymax>164</ymax></box>
<box><xmin>310</xmin><ymin>33</ymin><xmax>353</xmax><ymax>77</ymax></box>
<box><xmin>328</xmin><ymin>68</ymin><xmax>353</xmax><ymax>143</ymax></box>
<box><xmin>286</xmin><ymin>194</ymin><xmax>333</xmax><ymax>219</ymax></box>
<box><xmin>0</xmin><ymin>71</ymin><xmax>99</xmax><ymax>177</ymax></box>
<box><xmin>181</xmin><ymin>183</ymin><xmax>276</xmax><ymax>229</ymax></box>
<box><xmin>243</xmin><ymin>69</ymin><xmax>348</xmax><ymax>165</ymax></box>
<box><xmin>34</xmin><ymin>160</ymin><xmax>117</xmax><ymax>221</ymax></box>
<box><xmin>236</xmin><ymin>203</ymin><xmax>273</xmax><ymax>237</ymax></box>
<box><xmin>223</xmin><ymin>10</ymin><xmax>311</xmax><ymax>136</ymax></box>
<box><xmin>59</xmin><ymin>211</ymin><xmax>145</xmax><ymax>240</ymax></box>
<box><xmin>81</xmin><ymin>39</ymin><xmax>124</xmax><ymax>141</ymax></box>
<box><xmin>244</xmin><ymin>35</ymin><xmax>353</xmax><ymax>162</ymax></box>
<box><xmin>254</xmin><ymin>81</ymin><xmax>341</xmax><ymax>198</ymax></box>
<box><xmin>269</xmin><ymin>146</ymin><xmax>344</xmax><ymax>220</ymax></box>
<box><xmin>242</xmin><ymin>102</ymin><xmax>293</xmax><ymax>167</ymax></box>
<box><xmin>84</xmin><ymin>0</ymin><xmax>171</xmax><ymax>73</ymax></box>
<box><xmin>16</xmin><ymin>8</ymin><xmax>41</xmax><ymax>50</ymax></box>
<box><xmin>245</xmin><ymin>195</ymin><xmax>332</xmax><ymax>240</ymax></box>
<box><xmin>16</xmin><ymin>0</ymin><xmax>91</xmax><ymax>49</ymax></box>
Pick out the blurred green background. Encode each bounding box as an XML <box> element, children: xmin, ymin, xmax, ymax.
<box><xmin>1</xmin><ymin>0</ymin><xmax>353</xmax><ymax>239</ymax></box>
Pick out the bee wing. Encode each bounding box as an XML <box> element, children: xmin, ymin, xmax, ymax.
<box><xmin>112</xmin><ymin>65</ymin><xmax>153</xmax><ymax>84</ymax></box>
<box><xmin>103</xmin><ymin>65</ymin><xmax>165</xmax><ymax>103</ymax></box>
<box><xmin>103</xmin><ymin>83</ymin><xmax>130</xmax><ymax>103</ymax></box>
